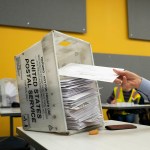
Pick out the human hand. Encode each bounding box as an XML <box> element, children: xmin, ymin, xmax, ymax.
<box><xmin>113</xmin><ymin>69</ymin><xmax>142</xmax><ymax>89</ymax></box>
<box><xmin>111</xmin><ymin>99</ymin><xmax>117</xmax><ymax>104</ymax></box>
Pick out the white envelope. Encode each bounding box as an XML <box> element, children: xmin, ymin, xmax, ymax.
<box><xmin>59</xmin><ymin>63</ymin><xmax>124</xmax><ymax>83</ymax></box>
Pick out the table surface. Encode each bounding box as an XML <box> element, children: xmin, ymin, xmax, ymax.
<box><xmin>0</xmin><ymin>107</ymin><xmax>21</xmax><ymax>116</ymax></box>
<box><xmin>17</xmin><ymin>120</ymin><xmax>150</xmax><ymax>150</ymax></box>
<box><xmin>102</xmin><ymin>103</ymin><xmax>150</xmax><ymax>110</ymax></box>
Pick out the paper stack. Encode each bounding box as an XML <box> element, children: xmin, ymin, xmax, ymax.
<box><xmin>59</xmin><ymin>63</ymin><xmax>124</xmax><ymax>130</ymax></box>
<box><xmin>60</xmin><ymin>78</ymin><xmax>102</xmax><ymax>130</ymax></box>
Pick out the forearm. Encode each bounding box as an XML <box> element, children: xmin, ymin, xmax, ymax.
<box><xmin>138</xmin><ymin>78</ymin><xmax>150</xmax><ymax>101</ymax></box>
<box><xmin>107</xmin><ymin>92</ymin><xmax>115</xmax><ymax>104</ymax></box>
<box><xmin>107</xmin><ymin>98</ymin><xmax>112</xmax><ymax>104</ymax></box>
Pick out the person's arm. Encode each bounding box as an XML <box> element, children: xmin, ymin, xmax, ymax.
<box><xmin>138</xmin><ymin>78</ymin><xmax>150</xmax><ymax>100</ymax></box>
<box><xmin>107</xmin><ymin>91</ymin><xmax>116</xmax><ymax>104</ymax></box>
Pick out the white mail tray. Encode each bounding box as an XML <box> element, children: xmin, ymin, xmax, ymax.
<box><xmin>15</xmin><ymin>30</ymin><xmax>104</xmax><ymax>134</ymax></box>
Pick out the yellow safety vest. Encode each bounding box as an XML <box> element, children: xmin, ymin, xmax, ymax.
<box><xmin>114</xmin><ymin>86</ymin><xmax>141</xmax><ymax>115</ymax></box>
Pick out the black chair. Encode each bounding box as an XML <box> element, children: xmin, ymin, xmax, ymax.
<box><xmin>0</xmin><ymin>114</ymin><xmax>30</xmax><ymax>150</ymax></box>
<box><xmin>0</xmin><ymin>136</ymin><xmax>30</xmax><ymax>150</ymax></box>
<box><xmin>106</xmin><ymin>109</ymin><xmax>116</xmax><ymax>120</ymax></box>
<box><xmin>139</xmin><ymin>108</ymin><xmax>150</xmax><ymax>125</ymax></box>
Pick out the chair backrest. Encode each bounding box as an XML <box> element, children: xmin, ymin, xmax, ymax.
<box><xmin>139</xmin><ymin>108</ymin><xmax>150</xmax><ymax>125</ymax></box>
<box><xmin>106</xmin><ymin>109</ymin><xmax>116</xmax><ymax>120</ymax></box>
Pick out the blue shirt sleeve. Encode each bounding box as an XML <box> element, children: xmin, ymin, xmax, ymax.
<box><xmin>138</xmin><ymin>78</ymin><xmax>150</xmax><ymax>101</ymax></box>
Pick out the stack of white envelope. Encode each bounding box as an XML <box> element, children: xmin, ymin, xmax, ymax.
<box><xmin>60</xmin><ymin>78</ymin><xmax>102</xmax><ymax>130</ymax></box>
<box><xmin>59</xmin><ymin>63</ymin><xmax>124</xmax><ymax>131</ymax></box>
